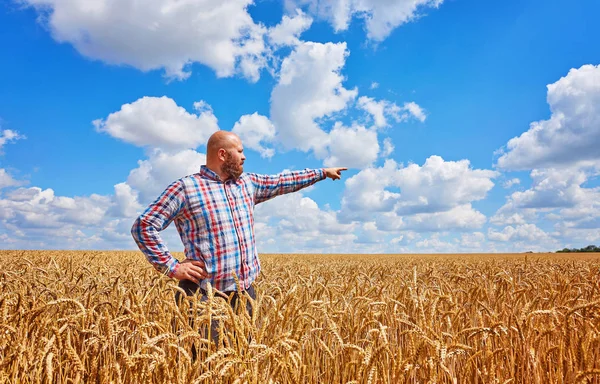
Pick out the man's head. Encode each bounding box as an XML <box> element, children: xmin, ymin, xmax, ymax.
<box><xmin>206</xmin><ymin>131</ymin><xmax>246</xmax><ymax>180</ymax></box>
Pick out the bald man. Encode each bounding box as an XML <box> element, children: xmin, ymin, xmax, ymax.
<box><xmin>131</xmin><ymin>130</ymin><xmax>346</xmax><ymax>315</ymax></box>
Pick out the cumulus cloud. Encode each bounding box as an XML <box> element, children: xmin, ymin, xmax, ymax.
<box><xmin>341</xmin><ymin>156</ymin><xmax>497</xmax><ymax>231</ymax></box>
<box><xmin>93</xmin><ymin>96</ymin><xmax>219</xmax><ymax>151</ymax></box>
<box><xmin>324</xmin><ymin>123</ymin><xmax>379</xmax><ymax>168</ymax></box>
<box><xmin>491</xmin><ymin>167</ymin><xmax>599</xmax><ymax>233</ymax></box>
<box><xmin>126</xmin><ymin>149</ymin><xmax>207</xmax><ymax>204</ymax></box>
<box><xmin>491</xmin><ymin>65</ymin><xmax>600</xmax><ymax>249</ymax></box>
<box><xmin>489</xmin><ymin>212</ymin><xmax>528</xmax><ymax>226</ymax></box>
<box><xmin>22</xmin><ymin>0</ymin><xmax>272</xmax><ymax>81</ymax></box>
<box><xmin>110</xmin><ymin>182</ymin><xmax>142</xmax><ymax>218</ymax></box>
<box><xmin>268</xmin><ymin>9</ymin><xmax>313</xmax><ymax>47</ymax></box>
<box><xmin>254</xmin><ymin>191</ymin><xmax>356</xmax><ymax>251</ymax></box>
<box><xmin>459</xmin><ymin>232</ymin><xmax>486</xmax><ymax>249</ymax></box>
<box><xmin>232</xmin><ymin>113</ymin><xmax>276</xmax><ymax>159</ymax></box>
<box><xmin>403</xmin><ymin>102</ymin><xmax>427</xmax><ymax>122</ymax></box>
<box><xmin>0</xmin><ymin>187</ymin><xmax>109</xmax><ymax>230</ymax></box>
<box><xmin>268</xmin><ymin>42</ymin><xmax>425</xmax><ymax>168</ymax></box>
<box><xmin>0</xmin><ymin>129</ymin><xmax>25</xmax><ymax>152</ymax></box>
<box><xmin>391</xmin><ymin>156</ymin><xmax>497</xmax><ymax>215</ymax></box>
<box><xmin>488</xmin><ymin>224</ymin><xmax>552</xmax><ymax>243</ymax></box>
<box><xmin>381</xmin><ymin>137</ymin><xmax>394</xmax><ymax>158</ymax></box>
<box><xmin>415</xmin><ymin>234</ymin><xmax>455</xmax><ymax>252</ymax></box>
<box><xmin>502</xmin><ymin>178</ymin><xmax>521</xmax><ymax>188</ymax></box>
<box><xmin>271</xmin><ymin>41</ymin><xmax>358</xmax><ymax>155</ymax></box>
<box><xmin>0</xmin><ymin>177</ymin><xmax>188</xmax><ymax>250</ymax></box>
<box><xmin>285</xmin><ymin>0</ymin><xmax>444</xmax><ymax>41</ymax></box>
<box><xmin>398</xmin><ymin>204</ymin><xmax>487</xmax><ymax>232</ymax></box>
<box><xmin>357</xmin><ymin>96</ymin><xmax>426</xmax><ymax>128</ymax></box>
<box><xmin>496</xmin><ymin>64</ymin><xmax>600</xmax><ymax>171</ymax></box>
<box><xmin>341</xmin><ymin>159</ymin><xmax>400</xmax><ymax>216</ymax></box>
<box><xmin>0</xmin><ymin>169</ymin><xmax>24</xmax><ymax>190</ymax></box>
<box><xmin>0</xmin><ymin>129</ymin><xmax>27</xmax><ymax>190</ymax></box>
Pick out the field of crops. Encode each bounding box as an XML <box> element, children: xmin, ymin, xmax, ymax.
<box><xmin>1</xmin><ymin>251</ymin><xmax>600</xmax><ymax>383</ymax></box>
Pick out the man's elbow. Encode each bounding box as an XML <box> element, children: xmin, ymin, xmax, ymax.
<box><xmin>130</xmin><ymin>215</ymin><xmax>143</xmax><ymax>241</ymax></box>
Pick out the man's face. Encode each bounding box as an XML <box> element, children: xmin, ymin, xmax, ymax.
<box><xmin>221</xmin><ymin>139</ymin><xmax>245</xmax><ymax>180</ymax></box>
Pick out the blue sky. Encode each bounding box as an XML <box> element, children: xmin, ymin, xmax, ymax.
<box><xmin>1</xmin><ymin>0</ymin><xmax>599</xmax><ymax>252</ymax></box>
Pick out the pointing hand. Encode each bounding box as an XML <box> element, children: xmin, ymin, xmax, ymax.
<box><xmin>324</xmin><ymin>167</ymin><xmax>348</xmax><ymax>180</ymax></box>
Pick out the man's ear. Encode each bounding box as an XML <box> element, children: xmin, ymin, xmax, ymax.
<box><xmin>218</xmin><ymin>148</ymin><xmax>227</xmax><ymax>161</ymax></box>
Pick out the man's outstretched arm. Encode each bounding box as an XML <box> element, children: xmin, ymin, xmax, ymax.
<box><xmin>248</xmin><ymin>167</ymin><xmax>347</xmax><ymax>204</ymax></box>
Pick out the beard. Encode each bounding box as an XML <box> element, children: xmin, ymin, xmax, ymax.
<box><xmin>222</xmin><ymin>151</ymin><xmax>243</xmax><ymax>180</ymax></box>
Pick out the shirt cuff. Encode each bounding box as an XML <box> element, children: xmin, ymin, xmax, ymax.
<box><xmin>164</xmin><ymin>257</ymin><xmax>180</xmax><ymax>278</ymax></box>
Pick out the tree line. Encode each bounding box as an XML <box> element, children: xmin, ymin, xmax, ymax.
<box><xmin>556</xmin><ymin>245</ymin><xmax>600</xmax><ymax>253</ymax></box>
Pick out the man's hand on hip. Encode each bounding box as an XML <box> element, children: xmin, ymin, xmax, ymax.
<box><xmin>172</xmin><ymin>259</ymin><xmax>209</xmax><ymax>283</ymax></box>
<box><xmin>324</xmin><ymin>167</ymin><xmax>348</xmax><ymax>180</ymax></box>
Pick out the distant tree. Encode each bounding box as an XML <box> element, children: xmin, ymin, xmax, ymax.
<box><xmin>556</xmin><ymin>245</ymin><xmax>599</xmax><ymax>253</ymax></box>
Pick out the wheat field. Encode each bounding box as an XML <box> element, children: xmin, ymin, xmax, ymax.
<box><xmin>1</xmin><ymin>251</ymin><xmax>599</xmax><ymax>383</ymax></box>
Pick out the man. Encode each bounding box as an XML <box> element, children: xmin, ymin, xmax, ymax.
<box><xmin>131</xmin><ymin>130</ymin><xmax>346</xmax><ymax>335</ymax></box>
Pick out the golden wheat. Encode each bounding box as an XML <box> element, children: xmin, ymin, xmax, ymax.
<box><xmin>0</xmin><ymin>250</ymin><xmax>599</xmax><ymax>383</ymax></box>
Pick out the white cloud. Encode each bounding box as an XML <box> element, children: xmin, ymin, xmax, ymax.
<box><xmin>232</xmin><ymin>113</ymin><xmax>276</xmax><ymax>159</ymax></box>
<box><xmin>370</xmin><ymin>82</ymin><xmax>379</xmax><ymax>89</ymax></box>
<box><xmin>0</xmin><ymin>129</ymin><xmax>25</xmax><ymax>152</ymax></box>
<box><xmin>488</xmin><ymin>224</ymin><xmax>552</xmax><ymax>243</ymax></box>
<box><xmin>415</xmin><ymin>234</ymin><xmax>454</xmax><ymax>252</ymax></box>
<box><xmin>381</xmin><ymin>137</ymin><xmax>394</xmax><ymax>158</ymax></box>
<box><xmin>0</xmin><ymin>169</ymin><xmax>24</xmax><ymax>190</ymax></box>
<box><xmin>489</xmin><ymin>212</ymin><xmax>528</xmax><ymax>226</ymax></box>
<box><xmin>491</xmin><ymin>65</ymin><xmax>600</xmax><ymax>250</ymax></box>
<box><xmin>0</xmin><ymin>185</ymin><xmax>149</xmax><ymax>249</ymax></box>
<box><xmin>403</xmin><ymin>102</ymin><xmax>427</xmax><ymax>122</ymax></box>
<box><xmin>357</xmin><ymin>96</ymin><xmax>392</xmax><ymax>128</ymax></box>
<box><xmin>324</xmin><ymin>123</ymin><xmax>379</xmax><ymax>168</ymax></box>
<box><xmin>126</xmin><ymin>148</ymin><xmax>207</xmax><ymax>204</ymax></box>
<box><xmin>502</xmin><ymin>178</ymin><xmax>521</xmax><ymax>188</ymax></box>
<box><xmin>271</xmin><ymin>41</ymin><xmax>358</xmax><ymax>155</ymax></box>
<box><xmin>254</xmin><ymin>191</ymin><xmax>356</xmax><ymax>251</ymax></box>
<box><xmin>0</xmin><ymin>147</ymin><xmax>205</xmax><ymax>250</ymax></box>
<box><xmin>268</xmin><ymin>9</ymin><xmax>313</xmax><ymax>47</ymax></box>
<box><xmin>285</xmin><ymin>0</ymin><xmax>444</xmax><ymax>41</ymax></box>
<box><xmin>396</xmin><ymin>204</ymin><xmax>487</xmax><ymax>232</ymax></box>
<box><xmin>256</xmin><ymin>192</ymin><xmax>353</xmax><ymax>236</ymax></box>
<box><xmin>110</xmin><ymin>182</ymin><xmax>142</xmax><ymax>218</ymax></box>
<box><xmin>0</xmin><ymin>187</ymin><xmax>110</xmax><ymax>230</ymax></box>
<box><xmin>459</xmin><ymin>232</ymin><xmax>485</xmax><ymax>249</ymax></box>
<box><xmin>392</xmin><ymin>156</ymin><xmax>497</xmax><ymax>215</ymax></box>
<box><xmin>357</xmin><ymin>96</ymin><xmax>426</xmax><ymax>128</ymax></box>
<box><xmin>492</xmin><ymin>167</ymin><xmax>599</xmax><ymax>229</ymax></box>
<box><xmin>22</xmin><ymin>0</ymin><xmax>270</xmax><ymax>81</ymax></box>
<box><xmin>341</xmin><ymin>159</ymin><xmax>400</xmax><ymax>216</ymax></box>
<box><xmin>497</xmin><ymin>64</ymin><xmax>600</xmax><ymax>171</ymax></box>
<box><xmin>505</xmin><ymin>168</ymin><xmax>592</xmax><ymax>210</ymax></box>
<box><xmin>94</xmin><ymin>96</ymin><xmax>219</xmax><ymax>151</ymax></box>
<box><xmin>341</xmin><ymin>156</ymin><xmax>497</xmax><ymax>232</ymax></box>
<box><xmin>0</xmin><ymin>129</ymin><xmax>27</xmax><ymax>190</ymax></box>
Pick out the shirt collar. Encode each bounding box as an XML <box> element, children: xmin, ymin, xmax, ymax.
<box><xmin>199</xmin><ymin>165</ymin><xmax>222</xmax><ymax>181</ymax></box>
<box><xmin>199</xmin><ymin>165</ymin><xmax>245</xmax><ymax>184</ymax></box>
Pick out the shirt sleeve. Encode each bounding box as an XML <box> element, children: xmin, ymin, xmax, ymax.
<box><xmin>248</xmin><ymin>168</ymin><xmax>326</xmax><ymax>204</ymax></box>
<box><xmin>131</xmin><ymin>180</ymin><xmax>186</xmax><ymax>277</ymax></box>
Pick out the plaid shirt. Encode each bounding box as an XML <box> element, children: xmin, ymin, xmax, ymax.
<box><xmin>131</xmin><ymin>165</ymin><xmax>325</xmax><ymax>292</ymax></box>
